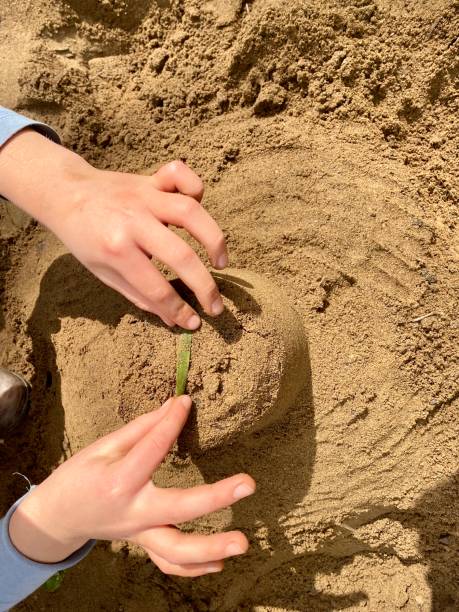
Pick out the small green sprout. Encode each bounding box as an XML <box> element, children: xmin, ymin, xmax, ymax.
<box><xmin>44</xmin><ymin>570</ymin><xmax>65</xmax><ymax>592</ymax></box>
<box><xmin>176</xmin><ymin>331</ymin><xmax>192</xmax><ymax>395</ymax></box>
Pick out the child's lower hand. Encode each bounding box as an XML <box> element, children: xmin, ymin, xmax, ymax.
<box><xmin>0</xmin><ymin>130</ymin><xmax>228</xmax><ymax>329</ymax></box>
<box><xmin>9</xmin><ymin>396</ymin><xmax>255</xmax><ymax>576</ymax></box>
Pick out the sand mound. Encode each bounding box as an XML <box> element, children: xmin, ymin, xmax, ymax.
<box><xmin>117</xmin><ymin>269</ymin><xmax>308</xmax><ymax>452</ymax></box>
<box><xmin>21</xmin><ymin>256</ymin><xmax>307</xmax><ymax>455</ymax></box>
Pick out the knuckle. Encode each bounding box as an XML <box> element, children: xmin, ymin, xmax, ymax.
<box><xmin>175</xmin><ymin>244</ymin><xmax>197</xmax><ymax>267</ymax></box>
<box><xmin>160</xmin><ymin>304</ymin><xmax>188</xmax><ymax>327</ymax></box>
<box><xmin>174</xmin><ymin>303</ymin><xmax>194</xmax><ymax>324</ymax></box>
<box><xmin>101</xmin><ymin>226</ymin><xmax>129</xmax><ymax>257</ymax></box>
<box><xmin>168</xmin><ymin>159</ymin><xmax>186</xmax><ymax>174</ymax></box>
<box><xmin>149</xmin><ymin>285</ymin><xmax>174</xmax><ymax>305</ymax></box>
<box><xmin>176</xmin><ymin>195</ymin><xmax>199</xmax><ymax>218</ymax></box>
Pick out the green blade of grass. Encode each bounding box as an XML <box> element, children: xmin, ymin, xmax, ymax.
<box><xmin>176</xmin><ymin>331</ymin><xmax>192</xmax><ymax>395</ymax></box>
<box><xmin>44</xmin><ymin>570</ymin><xmax>65</xmax><ymax>592</ymax></box>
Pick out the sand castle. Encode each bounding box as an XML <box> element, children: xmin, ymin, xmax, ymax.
<box><xmin>117</xmin><ymin>269</ymin><xmax>309</xmax><ymax>452</ymax></box>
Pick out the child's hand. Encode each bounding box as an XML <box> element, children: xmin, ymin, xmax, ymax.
<box><xmin>46</xmin><ymin>159</ymin><xmax>228</xmax><ymax>329</ymax></box>
<box><xmin>9</xmin><ymin>396</ymin><xmax>255</xmax><ymax>576</ymax></box>
<box><xmin>0</xmin><ymin>130</ymin><xmax>228</xmax><ymax>329</ymax></box>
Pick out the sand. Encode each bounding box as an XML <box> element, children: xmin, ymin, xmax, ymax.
<box><xmin>117</xmin><ymin>269</ymin><xmax>309</xmax><ymax>452</ymax></box>
<box><xmin>32</xmin><ymin>264</ymin><xmax>308</xmax><ymax>454</ymax></box>
<box><xmin>0</xmin><ymin>1</ymin><xmax>458</xmax><ymax>610</ymax></box>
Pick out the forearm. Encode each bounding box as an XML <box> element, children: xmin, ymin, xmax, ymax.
<box><xmin>0</xmin><ymin>129</ymin><xmax>90</xmax><ymax>229</ymax></box>
<box><xmin>8</xmin><ymin>489</ymin><xmax>88</xmax><ymax>564</ymax></box>
<box><xmin>0</xmin><ymin>491</ymin><xmax>94</xmax><ymax>610</ymax></box>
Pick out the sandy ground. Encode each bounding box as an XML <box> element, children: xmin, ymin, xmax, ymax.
<box><xmin>0</xmin><ymin>1</ymin><xmax>458</xmax><ymax>610</ymax></box>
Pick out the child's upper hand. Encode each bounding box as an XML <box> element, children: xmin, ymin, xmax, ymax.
<box><xmin>0</xmin><ymin>129</ymin><xmax>228</xmax><ymax>329</ymax></box>
<box><xmin>9</xmin><ymin>396</ymin><xmax>255</xmax><ymax>576</ymax></box>
<box><xmin>47</xmin><ymin>159</ymin><xmax>228</xmax><ymax>329</ymax></box>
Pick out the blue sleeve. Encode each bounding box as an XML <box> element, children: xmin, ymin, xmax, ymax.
<box><xmin>0</xmin><ymin>107</ymin><xmax>60</xmax><ymax>148</ymax></box>
<box><xmin>0</xmin><ymin>489</ymin><xmax>95</xmax><ymax>611</ymax></box>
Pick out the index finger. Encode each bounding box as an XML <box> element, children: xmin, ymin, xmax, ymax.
<box><xmin>135</xmin><ymin>220</ymin><xmax>224</xmax><ymax>317</ymax></box>
<box><xmin>118</xmin><ymin>395</ymin><xmax>191</xmax><ymax>490</ymax></box>
<box><xmin>151</xmin><ymin>194</ymin><xmax>228</xmax><ymax>271</ymax></box>
<box><xmin>97</xmin><ymin>398</ymin><xmax>174</xmax><ymax>459</ymax></box>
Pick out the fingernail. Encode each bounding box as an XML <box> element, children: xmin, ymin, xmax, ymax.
<box><xmin>233</xmin><ymin>482</ymin><xmax>255</xmax><ymax>501</ymax></box>
<box><xmin>216</xmin><ymin>253</ymin><xmax>228</xmax><ymax>270</ymax></box>
<box><xmin>211</xmin><ymin>298</ymin><xmax>224</xmax><ymax>316</ymax></box>
<box><xmin>186</xmin><ymin>314</ymin><xmax>201</xmax><ymax>330</ymax></box>
<box><xmin>226</xmin><ymin>542</ymin><xmax>244</xmax><ymax>556</ymax></box>
<box><xmin>178</xmin><ymin>395</ymin><xmax>192</xmax><ymax>410</ymax></box>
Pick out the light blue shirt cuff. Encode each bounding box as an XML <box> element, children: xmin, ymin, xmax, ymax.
<box><xmin>0</xmin><ymin>488</ymin><xmax>95</xmax><ymax>611</ymax></box>
<box><xmin>0</xmin><ymin>106</ymin><xmax>60</xmax><ymax>148</ymax></box>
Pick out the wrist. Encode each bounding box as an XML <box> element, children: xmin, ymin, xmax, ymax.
<box><xmin>0</xmin><ymin>128</ymin><xmax>94</xmax><ymax>229</ymax></box>
<box><xmin>8</xmin><ymin>490</ymin><xmax>88</xmax><ymax>564</ymax></box>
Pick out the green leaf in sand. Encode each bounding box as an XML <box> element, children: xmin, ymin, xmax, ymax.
<box><xmin>176</xmin><ymin>331</ymin><xmax>192</xmax><ymax>395</ymax></box>
<box><xmin>44</xmin><ymin>570</ymin><xmax>65</xmax><ymax>592</ymax></box>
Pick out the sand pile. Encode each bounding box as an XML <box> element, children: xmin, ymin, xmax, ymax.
<box><xmin>0</xmin><ymin>1</ymin><xmax>458</xmax><ymax>611</ymax></box>
<box><xmin>117</xmin><ymin>269</ymin><xmax>308</xmax><ymax>452</ymax></box>
<box><xmin>41</xmin><ymin>264</ymin><xmax>308</xmax><ymax>454</ymax></box>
